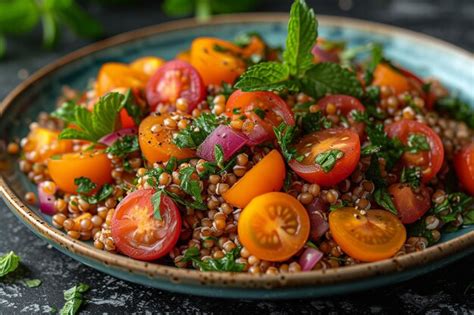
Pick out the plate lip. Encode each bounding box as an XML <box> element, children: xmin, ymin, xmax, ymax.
<box><xmin>1</xmin><ymin>13</ymin><xmax>473</xmax><ymax>289</ymax></box>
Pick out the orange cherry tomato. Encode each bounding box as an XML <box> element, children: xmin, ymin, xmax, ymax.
<box><xmin>454</xmin><ymin>143</ymin><xmax>474</xmax><ymax>195</ymax></box>
<box><xmin>138</xmin><ymin>113</ymin><xmax>195</xmax><ymax>164</ymax></box>
<box><xmin>223</xmin><ymin>150</ymin><xmax>286</xmax><ymax>209</ymax></box>
<box><xmin>289</xmin><ymin>128</ymin><xmax>361</xmax><ymax>186</ymax></box>
<box><xmin>95</xmin><ymin>62</ymin><xmax>148</xmax><ymax>97</ymax></box>
<box><xmin>190</xmin><ymin>37</ymin><xmax>246</xmax><ymax>86</ymax></box>
<box><xmin>111</xmin><ymin>189</ymin><xmax>182</xmax><ymax>261</ymax></box>
<box><xmin>23</xmin><ymin>127</ymin><xmax>73</xmax><ymax>162</ymax></box>
<box><xmin>329</xmin><ymin>207</ymin><xmax>406</xmax><ymax>262</ymax></box>
<box><xmin>238</xmin><ymin>192</ymin><xmax>310</xmax><ymax>262</ymax></box>
<box><xmin>388</xmin><ymin>183</ymin><xmax>431</xmax><ymax>224</ymax></box>
<box><xmin>47</xmin><ymin>151</ymin><xmax>112</xmax><ymax>194</ymax></box>
<box><xmin>241</xmin><ymin>35</ymin><xmax>266</xmax><ymax>58</ymax></box>
<box><xmin>225</xmin><ymin>90</ymin><xmax>295</xmax><ymax>144</ymax></box>
<box><xmin>385</xmin><ymin>120</ymin><xmax>444</xmax><ymax>183</ymax></box>
<box><xmin>372</xmin><ymin>63</ymin><xmax>410</xmax><ymax>95</ymax></box>
<box><xmin>176</xmin><ymin>50</ymin><xmax>191</xmax><ymax>63</ymax></box>
<box><xmin>130</xmin><ymin>56</ymin><xmax>165</xmax><ymax>77</ymax></box>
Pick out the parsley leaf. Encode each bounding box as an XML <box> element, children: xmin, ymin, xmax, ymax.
<box><xmin>74</xmin><ymin>177</ymin><xmax>96</xmax><ymax>194</ymax></box>
<box><xmin>300</xmin><ymin>110</ymin><xmax>332</xmax><ymax>133</ymax></box>
<box><xmin>400</xmin><ymin>167</ymin><xmax>422</xmax><ymax>189</ymax></box>
<box><xmin>283</xmin><ymin>0</ymin><xmax>317</xmax><ymax>77</ymax></box>
<box><xmin>122</xmin><ymin>89</ymin><xmax>144</xmax><ymax>125</ymax></box>
<box><xmin>214</xmin><ymin>144</ymin><xmax>225</xmax><ymax>169</ymax></box>
<box><xmin>364</xmin><ymin>43</ymin><xmax>383</xmax><ymax>85</ymax></box>
<box><xmin>406</xmin><ymin>134</ymin><xmax>430</xmax><ymax>153</ymax></box>
<box><xmin>174</xmin><ymin>113</ymin><xmax>226</xmax><ymax>149</ymax></box>
<box><xmin>182</xmin><ymin>246</ymin><xmax>245</xmax><ymax>272</ymax></box>
<box><xmin>105</xmin><ymin>135</ymin><xmax>139</xmax><ymax>158</ymax></box>
<box><xmin>179</xmin><ymin>167</ymin><xmax>203</xmax><ymax>204</ymax></box>
<box><xmin>253</xmin><ymin>108</ymin><xmax>266</xmax><ymax>119</ymax></box>
<box><xmin>315</xmin><ymin>149</ymin><xmax>344</xmax><ymax>172</ymax></box>
<box><xmin>274</xmin><ymin>122</ymin><xmax>303</xmax><ymax>162</ymax></box>
<box><xmin>51</xmin><ymin>101</ymin><xmax>77</xmax><ymax>124</ymax></box>
<box><xmin>60</xmin><ymin>283</ymin><xmax>89</xmax><ymax>315</ymax></box>
<box><xmin>151</xmin><ymin>190</ymin><xmax>163</xmax><ymax>221</ymax></box>
<box><xmin>0</xmin><ymin>251</ymin><xmax>20</xmax><ymax>277</ymax></box>
<box><xmin>433</xmin><ymin>193</ymin><xmax>474</xmax><ymax>227</ymax></box>
<box><xmin>435</xmin><ymin>96</ymin><xmax>474</xmax><ymax>129</ymax></box>
<box><xmin>374</xmin><ymin>188</ymin><xmax>398</xmax><ymax>215</ymax></box>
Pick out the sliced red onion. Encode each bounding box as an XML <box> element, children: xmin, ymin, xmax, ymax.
<box><xmin>311</xmin><ymin>45</ymin><xmax>339</xmax><ymax>63</ymax></box>
<box><xmin>299</xmin><ymin>247</ymin><xmax>324</xmax><ymax>271</ymax></box>
<box><xmin>197</xmin><ymin>125</ymin><xmax>248</xmax><ymax>162</ymax></box>
<box><xmin>38</xmin><ymin>182</ymin><xmax>56</xmax><ymax>216</ymax></box>
<box><xmin>307</xmin><ymin>198</ymin><xmax>330</xmax><ymax>241</ymax></box>
<box><xmin>99</xmin><ymin>127</ymin><xmax>137</xmax><ymax>146</ymax></box>
<box><xmin>244</xmin><ymin>123</ymin><xmax>271</xmax><ymax>146</ymax></box>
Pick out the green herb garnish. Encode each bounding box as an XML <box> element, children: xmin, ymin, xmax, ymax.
<box><xmin>74</xmin><ymin>177</ymin><xmax>96</xmax><ymax>194</ymax></box>
<box><xmin>374</xmin><ymin>188</ymin><xmax>398</xmax><ymax>215</ymax></box>
<box><xmin>315</xmin><ymin>149</ymin><xmax>344</xmax><ymax>173</ymax></box>
<box><xmin>214</xmin><ymin>144</ymin><xmax>225</xmax><ymax>169</ymax></box>
<box><xmin>59</xmin><ymin>283</ymin><xmax>89</xmax><ymax>315</ymax></box>
<box><xmin>151</xmin><ymin>190</ymin><xmax>163</xmax><ymax>221</ymax></box>
<box><xmin>74</xmin><ymin>177</ymin><xmax>113</xmax><ymax>204</ymax></box>
<box><xmin>24</xmin><ymin>279</ymin><xmax>42</xmax><ymax>288</ymax></box>
<box><xmin>400</xmin><ymin>167</ymin><xmax>422</xmax><ymax>189</ymax></box>
<box><xmin>182</xmin><ymin>247</ymin><xmax>245</xmax><ymax>272</ymax></box>
<box><xmin>179</xmin><ymin>167</ymin><xmax>203</xmax><ymax>204</ymax></box>
<box><xmin>273</xmin><ymin>122</ymin><xmax>303</xmax><ymax>162</ymax></box>
<box><xmin>300</xmin><ymin>110</ymin><xmax>332</xmax><ymax>133</ymax></box>
<box><xmin>0</xmin><ymin>251</ymin><xmax>20</xmax><ymax>277</ymax></box>
<box><xmin>406</xmin><ymin>134</ymin><xmax>430</xmax><ymax>154</ymax></box>
<box><xmin>105</xmin><ymin>135</ymin><xmax>139</xmax><ymax>158</ymax></box>
<box><xmin>173</xmin><ymin>113</ymin><xmax>227</xmax><ymax>149</ymax></box>
<box><xmin>435</xmin><ymin>96</ymin><xmax>474</xmax><ymax>129</ymax></box>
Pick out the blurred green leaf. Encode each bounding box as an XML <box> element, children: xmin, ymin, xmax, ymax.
<box><xmin>162</xmin><ymin>0</ymin><xmax>194</xmax><ymax>17</ymax></box>
<box><xmin>41</xmin><ymin>12</ymin><xmax>59</xmax><ymax>49</ymax></box>
<box><xmin>0</xmin><ymin>34</ymin><xmax>5</xmax><ymax>58</ymax></box>
<box><xmin>51</xmin><ymin>0</ymin><xmax>103</xmax><ymax>38</ymax></box>
<box><xmin>209</xmin><ymin>0</ymin><xmax>259</xmax><ymax>13</ymax></box>
<box><xmin>0</xmin><ymin>0</ymin><xmax>40</xmax><ymax>35</ymax></box>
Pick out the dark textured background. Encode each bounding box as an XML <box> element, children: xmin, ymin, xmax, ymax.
<box><xmin>1</xmin><ymin>0</ymin><xmax>473</xmax><ymax>313</ymax></box>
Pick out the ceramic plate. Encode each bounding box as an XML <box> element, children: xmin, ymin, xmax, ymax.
<box><xmin>1</xmin><ymin>14</ymin><xmax>473</xmax><ymax>299</ymax></box>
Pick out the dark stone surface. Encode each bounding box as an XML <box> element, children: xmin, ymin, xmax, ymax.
<box><xmin>1</xmin><ymin>0</ymin><xmax>473</xmax><ymax>313</ymax></box>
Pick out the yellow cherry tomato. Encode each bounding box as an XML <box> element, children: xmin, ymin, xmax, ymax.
<box><xmin>130</xmin><ymin>56</ymin><xmax>165</xmax><ymax>77</ymax></box>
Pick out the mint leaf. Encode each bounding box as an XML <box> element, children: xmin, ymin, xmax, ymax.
<box><xmin>60</xmin><ymin>283</ymin><xmax>89</xmax><ymax>315</ymax></box>
<box><xmin>301</xmin><ymin>62</ymin><xmax>363</xmax><ymax>99</ymax></box>
<box><xmin>24</xmin><ymin>279</ymin><xmax>42</xmax><ymax>288</ymax></box>
<box><xmin>234</xmin><ymin>62</ymin><xmax>293</xmax><ymax>92</ymax></box>
<box><xmin>214</xmin><ymin>144</ymin><xmax>225</xmax><ymax>169</ymax></box>
<box><xmin>151</xmin><ymin>190</ymin><xmax>163</xmax><ymax>221</ymax></box>
<box><xmin>0</xmin><ymin>251</ymin><xmax>20</xmax><ymax>277</ymax></box>
<box><xmin>283</xmin><ymin>0</ymin><xmax>317</xmax><ymax>77</ymax></box>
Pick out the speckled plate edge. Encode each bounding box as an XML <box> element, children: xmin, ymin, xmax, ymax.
<box><xmin>1</xmin><ymin>13</ymin><xmax>473</xmax><ymax>295</ymax></box>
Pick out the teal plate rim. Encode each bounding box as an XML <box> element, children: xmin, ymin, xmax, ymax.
<box><xmin>1</xmin><ymin>13</ymin><xmax>473</xmax><ymax>299</ymax></box>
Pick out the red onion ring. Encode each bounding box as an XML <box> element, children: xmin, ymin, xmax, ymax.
<box><xmin>38</xmin><ymin>182</ymin><xmax>57</xmax><ymax>216</ymax></box>
<box><xmin>299</xmin><ymin>247</ymin><xmax>324</xmax><ymax>271</ymax></box>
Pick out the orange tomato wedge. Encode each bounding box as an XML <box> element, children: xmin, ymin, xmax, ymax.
<box><xmin>238</xmin><ymin>192</ymin><xmax>310</xmax><ymax>262</ymax></box>
<box><xmin>130</xmin><ymin>56</ymin><xmax>165</xmax><ymax>77</ymax></box>
<box><xmin>138</xmin><ymin>113</ymin><xmax>195</xmax><ymax>164</ymax></box>
<box><xmin>329</xmin><ymin>207</ymin><xmax>406</xmax><ymax>262</ymax></box>
<box><xmin>23</xmin><ymin>128</ymin><xmax>73</xmax><ymax>162</ymax></box>
<box><xmin>47</xmin><ymin>151</ymin><xmax>112</xmax><ymax>194</ymax></box>
<box><xmin>372</xmin><ymin>63</ymin><xmax>410</xmax><ymax>95</ymax></box>
<box><xmin>222</xmin><ymin>150</ymin><xmax>286</xmax><ymax>208</ymax></box>
<box><xmin>95</xmin><ymin>62</ymin><xmax>148</xmax><ymax>97</ymax></box>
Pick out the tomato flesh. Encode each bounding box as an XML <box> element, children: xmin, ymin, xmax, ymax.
<box><xmin>23</xmin><ymin>127</ymin><xmax>73</xmax><ymax>162</ymax></box>
<box><xmin>329</xmin><ymin>207</ymin><xmax>406</xmax><ymax>262</ymax></box>
<box><xmin>225</xmin><ymin>90</ymin><xmax>295</xmax><ymax>144</ymax></box>
<box><xmin>289</xmin><ymin>128</ymin><xmax>360</xmax><ymax>186</ymax></box>
<box><xmin>388</xmin><ymin>183</ymin><xmax>431</xmax><ymax>224</ymax></box>
<box><xmin>95</xmin><ymin>63</ymin><xmax>148</xmax><ymax>97</ymax></box>
<box><xmin>238</xmin><ymin>192</ymin><xmax>310</xmax><ymax>262</ymax></box>
<box><xmin>146</xmin><ymin>60</ymin><xmax>206</xmax><ymax>113</ymax></box>
<box><xmin>454</xmin><ymin>143</ymin><xmax>474</xmax><ymax>195</ymax></box>
<box><xmin>111</xmin><ymin>189</ymin><xmax>181</xmax><ymax>261</ymax></box>
<box><xmin>385</xmin><ymin>120</ymin><xmax>444</xmax><ymax>183</ymax></box>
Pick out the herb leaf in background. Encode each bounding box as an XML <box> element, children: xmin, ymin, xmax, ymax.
<box><xmin>60</xmin><ymin>283</ymin><xmax>90</xmax><ymax>315</ymax></box>
<box><xmin>0</xmin><ymin>251</ymin><xmax>20</xmax><ymax>277</ymax></box>
<box><xmin>24</xmin><ymin>279</ymin><xmax>42</xmax><ymax>288</ymax></box>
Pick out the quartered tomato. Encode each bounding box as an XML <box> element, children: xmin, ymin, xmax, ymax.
<box><xmin>95</xmin><ymin>63</ymin><xmax>148</xmax><ymax>97</ymax></box>
<box><xmin>454</xmin><ymin>143</ymin><xmax>474</xmax><ymax>195</ymax></box>
<box><xmin>388</xmin><ymin>183</ymin><xmax>431</xmax><ymax>224</ymax></box>
<box><xmin>138</xmin><ymin>113</ymin><xmax>195</xmax><ymax>164</ymax></box>
<box><xmin>190</xmin><ymin>37</ymin><xmax>246</xmax><ymax>86</ymax></box>
<box><xmin>223</xmin><ymin>150</ymin><xmax>286</xmax><ymax>209</ymax></box>
<box><xmin>289</xmin><ymin>128</ymin><xmax>360</xmax><ymax>186</ymax></box>
<box><xmin>385</xmin><ymin>120</ymin><xmax>444</xmax><ymax>183</ymax></box>
<box><xmin>47</xmin><ymin>151</ymin><xmax>112</xmax><ymax>194</ymax></box>
<box><xmin>130</xmin><ymin>56</ymin><xmax>165</xmax><ymax>77</ymax></box>
<box><xmin>23</xmin><ymin>127</ymin><xmax>73</xmax><ymax>162</ymax></box>
<box><xmin>329</xmin><ymin>207</ymin><xmax>406</xmax><ymax>262</ymax></box>
<box><xmin>225</xmin><ymin>90</ymin><xmax>295</xmax><ymax>144</ymax></box>
<box><xmin>238</xmin><ymin>192</ymin><xmax>310</xmax><ymax>262</ymax></box>
<box><xmin>315</xmin><ymin>95</ymin><xmax>366</xmax><ymax>137</ymax></box>
<box><xmin>111</xmin><ymin>189</ymin><xmax>181</xmax><ymax>261</ymax></box>
<box><xmin>146</xmin><ymin>60</ymin><xmax>206</xmax><ymax>113</ymax></box>
<box><xmin>372</xmin><ymin>63</ymin><xmax>410</xmax><ymax>95</ymax></box>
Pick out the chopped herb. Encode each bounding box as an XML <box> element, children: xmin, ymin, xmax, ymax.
<box><xmin>151</xmin><ymin>190</ymin><xmax>163</xmax><ymax>221</ymax></box>
<box><xmin>435</xmin><ymin>96</ymin><xmax>474</xmax><ymax>129</ymax></box>
<box><xmin>361</xmin><ymin>144</ymin><xmax>382</xmax><ymax>156</ymax></box>
<box><xmin>165</xmin><ymin>157</ymin><xmax>178</xmax><ymax>173</ymax></box>
<box><xmin>173</xmin><ymin>113</ymin><xmax>227</xmax><ymax>149</ymax></box>
<box><xmin>105</xmin><ymin>135</ymin><xmax>139</xmax><ymax>158</ymax></box>
<box><xmin>74</xmin><ymin>177</ymin><xmax>96</xmax><ymax>194</ymax></box>
<box><xmin>374</xmin><ymin>188</ymin><xmax>398</xmax><ymax>215</ymax></box>
<box><xmin>51</xmin><ymin>101</ymin><xmax>77</xmax><ymax>125</ymax></box>
<box><xmin>232</xmin><ymin>108</ymin><xmax>241</xmax><ymax>114</ymax></box>
<box><xmin>315</xmin><ymin>149</ymin><xmax>344</xmax><ymax>173</ymax></box>
<box><xmin>400</xmin><ymin>167</ymin><xmax>422</xmax><ymax>189</ymax></box>
<box><xmin>74</xmin><ymin>177</ymin><xmax>113</xmax><ymax>204</ymax></box>
<box><xmin>0</xmin><ymin>251</ymin><xmax>20</xmax><ymax>277</ymax></box>
<box><xmin>300</xmin><ymin>110</ymin><xmax>332</xmax><ymax>133</ymax></box>
<box><xmin>214</xmin><ymin>144</ymin><xmax>225</xmax><ymax>169</ymax></box>
<box><xmin>24</xmin><ymin>279</ymin><xmax>42</xmax><ymax>288</ymax></box>
<box><xmin>364</xmin><ymin>43</ymin><xmax>383</xmax><ymax>85</ymax></box>
<box><xmin>406</xmin><ymin>134</ymin><xmax>430</xmax><ymax>154</ymax></box>
<box><xmin>234</xmin><ymin>31</ymin><xmax>262</xmax><ymax>47</ymax></box>
<box><xmin>182</xmin><ymin>246</ymin><xmax>245</xmax><ymax>272</ymax></box>
<box><xmin>409</xmin><ymin>220</ymin><xmax>436</xmax><ymax>245</ymax></box>
<box><xmin>121</xmin><ymin>89</ymin><xmax>144</xmax><ymax>125</ymax></box>
<box><xmin>253</xmin><ymin>108</ymin><xmax>266</xmax><ymax>119</ymax></box>
<box><xmin>59</xmin><ymin>283</ymin><xmax>89</xmax><ymax>315</ymax></box>
<box><xmin>273</xmin><ymin>122</ymin><xmax>303</xmax><ymax>162</ymax></box>
<box><xmin>306</xmin><ymin>240</ymin><xmax>318</xmax><ymax>249</ymax></box>
<box><xmin>283</xmin><ymin>170</ymin><xmax>292</xmax><ymax>192</ymax></box>
<box><xmin>213</xmin><ymin>43</ymin><xmax>229</xmax><ymax>53</ymax></box>
<box><xmin>433</xmin><ymin>193</ymin><xmax>474</xmax><ymax>227</ymax></box>
<box><xmin>179</xmin><ymin>167</ymin><xmax>203</xmax><ymax>203</ymax></box>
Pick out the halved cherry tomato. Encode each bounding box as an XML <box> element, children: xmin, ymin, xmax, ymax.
<box><xmin>146</xmin><ymin>60</ymin><xmax>206</xmax><ymax>113</ymax></box>
<box><xmin>329</xmin><ymin>207</ymin><xmax>406</xmax><ymax>262</ymax></box>
<box><xmin>111</xmin><ymin>189</ymin><xmax>181</xmax><ymax>261</ymax></box>
<box><xmin>454</xmin><ymin>143</ymin><xmax>474</xmax><ymax>195</ymax></box>
<box><xmin>130</xmin><ymin>56</ymin><xmax>165</xmax><ymax>77</ymax></box>
<box><xmin>223</xmin><ymin>150</ymin><xmax>286</xmax><ymax>209</ymax></box>
<box><xmin>190</xmin><ymin>37</ymin><xmax>246</xmax><ymax>86</ymax></box>
<box><xmin>95</xmin><ymin>63</ymin><xmax>148</xmax><ymax>97</ymax></box>
<box><xmin>388</xmin><ymin>183</ymin><xmax>431</xmax><ymax>224</ymax></box>
<box><xmin>315</xmin><ymin>95</ymin><xmax>366</xmax><ymax>137</ymax></box>
<box><xmin>23</xmin><ymin>127</ymin><xmax>73</xmax><ymax>162</ymax></box>
<box><xmin>47</xmin><ymin>151</ymin><xmax>112</xmax><ymax>194</ymax></box>
<box><xmin>289</xmin><ymin>128</ymin><xmax>360</xmax><ymax>186</ymax></box>
<box><xmin>138</xmin><ymin>113</ymin><xmax>195</xmax><ymax>164</ymax></box>
<box><xmin>372</xmin><ymin>63</ymin><xmax>410</xmax><ymax>95</ymax></box>
<box><xmin>225</xmin><ymin>90</ymin><xmax>295</xmax><ymax>144</ymax></box>
<box><xmin>238</xmin><ymin>192</ymin><xmax>310</xmax><ymax>262</ymax></box>
<box><xmin>385</xmin><ymin>120</ymin><xmax>444</xmax><ymax>183</ymax></box>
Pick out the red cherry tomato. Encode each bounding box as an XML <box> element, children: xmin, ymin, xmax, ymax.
<box><xmin>225</xmin><ymin>90</ymin><xmax>295</xmax><ymax>144</ymax></box>
<box><xmin>111</xmin><ymin>189</ymin><xmax>182</xmax><ymax>261</ymax></box>
<box><xmin>454</xmin><ymin>143</ymin><xmax>474</xmax><ymax>195</ymax></box>
<box><xmin>289</xmin><ymin>128</ymin><xmax>360</xmax><ymax>186</ymax></box>
<box><xmin>385</xmin><ymin>120</ymin><xmax>444</xmax><ymax>183</ymax></box>
<box><xmin>146</xmin><ymin>60</ymin><xmax>206</xmax><ymax>113</ymax></box>
<box><xmin>315</xmin><ymin>95</ymin><xmax>366</xmax><ymax>137</ymax></box>
<box><xmin>388</xmin><ymin>183</ymin><xmax>431</xmax><ymax>224</ymax></box>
